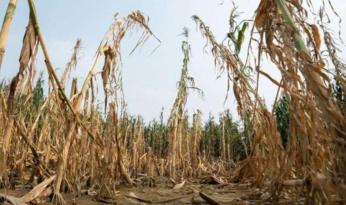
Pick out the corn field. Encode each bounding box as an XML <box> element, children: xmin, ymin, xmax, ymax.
<box><xmin>0</xmin><ymin>0</ymin><xmax>345</xmax><ymax>204</ymax></box>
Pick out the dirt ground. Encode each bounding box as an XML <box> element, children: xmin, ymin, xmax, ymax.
<box><xmin>1</xmin><ymin>180</ymin><xmax>304</xmax><ymax>205</ymax></box>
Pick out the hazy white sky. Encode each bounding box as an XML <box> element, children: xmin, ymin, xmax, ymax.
<box><xmin>0</xmin><ymin>0</ymin><xmax>345</xmax><ymax>121</ymax></box>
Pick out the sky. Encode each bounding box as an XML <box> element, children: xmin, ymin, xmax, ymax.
<box><xmin>0</xmin><ymin>0</ymin><xmax>345</xmax><ymax>122</ymax></box>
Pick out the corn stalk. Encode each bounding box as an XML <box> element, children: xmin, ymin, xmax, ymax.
<box><xmin>0</xmin><ymin>0</ymin><xmax>17</xmax><ymax>70</ymax></box>
<box><xmin>167</xmin><ymin>30</ymin><xmax>202</xmax><ymax>178</ymax></box>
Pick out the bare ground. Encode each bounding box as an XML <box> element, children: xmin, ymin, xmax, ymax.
<box><xmin>1</xmin><ymin>179</ymin><xmax>304</xmax><ymax>205</ymax></box>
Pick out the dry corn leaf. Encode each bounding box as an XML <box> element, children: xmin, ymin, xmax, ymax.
<box><xmin>254</xmin><ymin>1</ymin><xmax>267</xmax><ymax>29</ymax></box>
<box><xmin>0</xmin><ymin>193</ymin><xmax>26</xmax><ymax>205</ymax></box>
<box><xmin>21</xmin><ymin>175</ymin><xmax>56</xmax><ymax>203</ymax></box>
<box><xmin>310</xmin><ymin>24</ymin><xmax>321</xmax><ymax>51</ymax></box>
<box><xmin>173</xmin><ymin>180</ymin><xmax>186</xmax><ymax>189</ymax></box>
<box><xmin>19</xmin><ymin>21</ymin><xmax>38</xmax><ymax>71</ymax></box>
<box><xmin>199</xmin><ymin>192</ymin><xmax>220</xmax><ymax>205</ymax></box>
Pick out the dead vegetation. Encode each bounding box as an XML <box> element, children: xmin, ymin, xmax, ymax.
<box><xmin>0</xmin><ymin>0</ymin><xmax>345</xmax><ymax>204</ymax></box>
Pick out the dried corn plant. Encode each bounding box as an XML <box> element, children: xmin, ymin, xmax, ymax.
<box><xmin>193</xmin><ymin>14</ymin><xmax>285</xmax><ymax>188</ymax></box>
<box><xmin>60</xmin><ymin>39</ymin><xmax>81</xmax><ymax>88</ymax></box>
<box><xmin>98</xmin><ymin>11</ymin><xmax>160</xmax><ymax>113</ymax></box>
<box><xmin>49</xmin><ymin>10</ymin><xmax>160</xmax><ymax>205</ymax></box>
<box><xmin>252</xmin><ymin>0</ymin><xmax>346</xmax><ymax>202</ymax></box>
<box><xmin>193</xmin><ymin>0</ymin><xmax>346</xmax><ymax>202</ymax></box>
<box><xmin>0</xmin><ymin>1</ymin><xmax>163</xmax><ymax>203</ymax></box>
<box><xmin>1</xmin><ymin>18</ymin><xmax>39</xmax><ymax>187</ymax></box>
<box><xmin>190</xmin><ymin>110</ymin><xmax>202</xmax><ymax>170</ymax></box>
<box><xmin>166</xmin><ymin>29</ymin><xmax>203</xmax><ymax>179</ymax></box>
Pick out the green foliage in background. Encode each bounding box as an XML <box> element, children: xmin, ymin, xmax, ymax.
<box><xmin>274</xmin><ymin>95</ymin><xmax>290</xmax><ymax>147</ymax></box>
